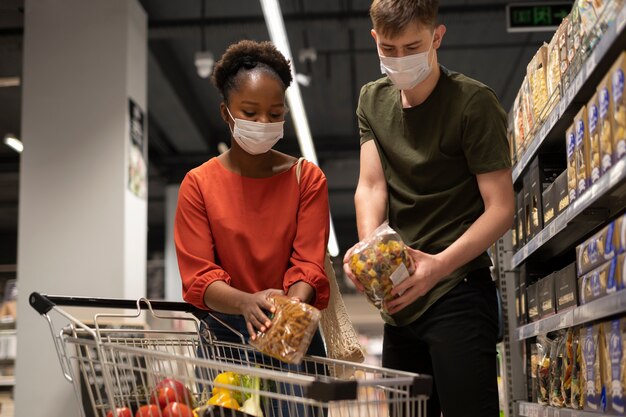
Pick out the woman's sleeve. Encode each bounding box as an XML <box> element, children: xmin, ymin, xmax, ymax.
<box><xmin>284</xmin><ymin>163</ymin><xmax>331</xmax><ymax>310</ymax></box>
<box><xmin>174</xmin><ymin>171</ymin><xmax>231</xmax><ymax>310</ymax></box>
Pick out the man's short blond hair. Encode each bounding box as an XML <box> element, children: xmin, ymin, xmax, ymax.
<box><xmin>370</xmin><ymin>0</ymin><xmax>439</xmax><ymax>38</ymax></box>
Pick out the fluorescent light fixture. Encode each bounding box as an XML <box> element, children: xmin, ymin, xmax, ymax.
<box><xmin>0</xmin><ymin>77</ymin><xmax>20</xmax><ymax>88</ymax></box>
<box><xmin>260</xmin><ymin>0</ymin><xmax>340</xmax><ymax>257</ymax></box>
<box><xmin>3</xmin><ymin>134</ymin><xmax>23</xmax><ymax>153</ymax></box>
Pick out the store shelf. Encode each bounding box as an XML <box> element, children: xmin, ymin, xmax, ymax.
<box><xmin>0</xmin><ymin>378</ymin><xmax>14</xmax><ymax>387</ymax></box>
<box><xmin>512</xmin><ymin>5</ymin><xmax>626</xmax><ymax>184</ymax></box>
<box><xmin>518</xmin><ymin>401</ymin><xmax>610</xmax><ymax>417</ymax></box>
<box><xmin>517</xmin><ymin>289</ymin><xmax>626</xmax><ymax>341</ymax></box>
<box><xmin>511</xmin><ymin>159</ymin><xmax>626</xmax><ymax>269</ymax></box>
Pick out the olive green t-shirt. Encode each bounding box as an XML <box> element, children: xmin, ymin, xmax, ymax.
<box><xmin>357</xmin><ymin>66</ymin><xmax>511</xmax><ymax>326</ymax></box>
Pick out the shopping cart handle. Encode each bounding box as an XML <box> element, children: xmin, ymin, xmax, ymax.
<box><xmin>29</xmin><ymin>292</ymin><xmax>203</xmax><ymax>314</ymax></box>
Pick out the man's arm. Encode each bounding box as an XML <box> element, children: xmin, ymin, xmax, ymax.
<box><xmin>386</xmin><ymin>167</ymin><xmax>514</xmax><ymax>314</ymax></box>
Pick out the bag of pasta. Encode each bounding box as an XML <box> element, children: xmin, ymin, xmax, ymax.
<box><xmin>537</xmin><ymin>335</ymin><xmax>552</xmax><ymax>405</ymax></box>
<box><xmin>348</xmin><ymin>222</ymin><xmax>415</xmax><ymax>313</ymax></box>
<box><xmin>250</xmin><ymin>295</ymin><xmax>321</xmax><ymax>365</ymax></box>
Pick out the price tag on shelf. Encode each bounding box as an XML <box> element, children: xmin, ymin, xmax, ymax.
<box><xmin>523</xmin><ymin>246</ymin><xmax>529</xmax><ymax>259</ymax></box>
<box><xmin>534</xmin><ymin>321</ymin><xmax>540</xmax><ymax>335</ymax></box>
<box><xmin>540</xmin><ymin>124</ymin><xmax>548</xmax><ymax>140</ymax></box>
<box><xmin>537</xmin><ymin>231</ymin><xmax>543</xmax><ymax>246</ymax></box>
<box><xmin>553</xmin><ymin>409</ymin><xmax>560</xmax><ymax>417</ymax></box>
<box><xmin>567</xmin><ymin>85</ymin><xmax>576</xmax><ymax>104</ymax></box>
<box><xmin>586</xmin><ymin>52</ymin><xmax>597</xmax><ymax>76</ymax></box>
<box><xmin>549</xmin><ymin>222</ymin><xmax>556</xmax><ymax>237</ymax></box>
<box><xmin>550</xmin><ymin>110</ymin><xmax>558</xmax><ymax>129</ymax></box>
<box><xmin>575</xmin><ymin>72</ymin><xmax>584</xmax><ymax>92</ymax></box>
<box><xmin>559</xmin><ymin>100</ymin><xmax>567</xmax><ymax>117</ymax></box>
<box><xmin>611</xmin><ymin>160</ymin><xmax>625</xmax><ymax>185</ymax></box>
<box><xmin>543</xmin><ymin>407</ymin><xmax>549</xmax><ymax>417</ymax></box>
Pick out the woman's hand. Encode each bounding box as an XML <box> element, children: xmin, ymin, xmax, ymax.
<box><xmin>240</xmin><ymin>288</ymin><xmax>284</xmax><ymax>339</ymax></box>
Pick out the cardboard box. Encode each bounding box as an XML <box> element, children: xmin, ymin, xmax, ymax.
<box><xmin>554</xmin><ymin>169</ymin><xmax>570</xmax><ymax>216</ymax></box>
<box><xmin>611</xmin><ymin>52</ymin><xmax>626</xmax><ymax>160</ymax></box>
<box><xmin>527</xmin><ymin>282</ymin><xmax>540</xmax><ymax>322</ymax></box>
<box><xmin>598</xmin><ymin>72</ymin><xmax>614</xmax><ymax>175</ymax></box>
<box><xmin>566</xmin><ymin>123</ymin><xmax>578</xmax><ymax>202</ymax></box>
<box><xmin>575</xmin><ymin>106</ymin><xmax>590</xmax><ymax>195</ymax></box>
<box><xmin>528</xmin><ymin>154</ymin><xmax>566</xmax><ymax>234</ymax></box>
<box><xmin>577</xmin><ymin>216</ymin><xmax>626</xmax><ymax>276</ymax></box>
<box><xmin>542</xmin><ymin>181</ymin><xmax>556</xmax><ymax>226</ymax></box>
<box><xmin>555</xmin><ymin>262</ymin><xmax>577</xmax><ymax>312</ymax></box>
<box><xmin>579</xmin><ymin>254</ymin><xmax>625</xmax><ymax>305</ymax></box>
<box><xmin>516</xmin><ymin>190</ymin><xmax>526</xmax><ymax>248</ymax></box>
<box><xmin>538</xmin><ymin>273</ymin><xmax>556</xmax><ymax>318</ymax></box>
<box><xmin>587</xmin><ymin>92</ymin><xmax>602</xmax><ymax>184</ymax></box>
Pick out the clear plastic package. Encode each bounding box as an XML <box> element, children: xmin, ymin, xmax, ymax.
<box><xmin>348</xmin><ymin>222</ymin><xmax>415</xmax><ymax>313</ymax></box>
<box><xmin>249</xmin><ymin>295</ymin><xmax>321</xmax><ymax>364</ymax></box>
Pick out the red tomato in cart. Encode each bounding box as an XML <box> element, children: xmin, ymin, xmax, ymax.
<box><xmin>150</xmin><ymin>378</ymin><xmax>193</xmax><ymax>409</ymax></box>
<box><xmin>162</xmin><ymin>402</ymin><xmax>194</xmax><ymax>417</ymax></box>
<box><xmin>135</xmin><ymin>405</ymin><xmax>161</xmax><ymax>417</ymax></box>
<box><xmin>106</xmin><ymin>408</ymin><xmax>132</xmax><ymax>417</ymax></box>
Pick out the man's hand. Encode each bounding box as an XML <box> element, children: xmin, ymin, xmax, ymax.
<box><xmin>385</xmin><ymin>248</ymin><xmax>449</xmax><ymax>315</ymax></box>
<box><xmin>239</xmin><ymin>289</ymin><xmax>284</xmax><ymax>339</ymax></box>
<box><xmin>342</xmin><ymin>244</ymin><xmax>365</xmax><ymax>292</ymax></box>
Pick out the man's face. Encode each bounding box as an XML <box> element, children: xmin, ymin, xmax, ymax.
<box><xmin>372</xmin><ymin>23</ymin><xmax>445</xmax><ymax>58</ymax></box>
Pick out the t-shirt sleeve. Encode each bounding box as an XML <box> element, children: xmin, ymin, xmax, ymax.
<box><xmin>283</xmin><ymin>162</ymin><xmax>330</xmax><ymax>310</ymax></box>
<box><xmin>461</xmin><ymin>87</ymin><xmax>512</xmax><ymax>174</ymax></box>
<box><xmin>174</xmin><ymin>171</ymin><xmax>231</xmax><ymax>310</ymax></box>
<box><xmin>357</xmin><ymin>84</ymin><xmax>375</xmax><ymax>146</ymax></box>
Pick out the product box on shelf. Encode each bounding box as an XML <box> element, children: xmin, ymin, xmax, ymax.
<box><xmin>581</xmin><ymin>323</ymin><xmax>606</xmax><ymax>412</ymax></box>
<box><xmin>527</xmin><ymin>154</ymin><xmax>564</xmax><ymax>236</ymax></box>
<box><xmin>602</xmin><ymin>317</ymin><xmax>626</xmax><ymax>415</ymax></box>
<box><xmin>587</xmin><ymin>92</ymin><xmax>602</xmax><ymax>184</ymax></box>
<box><xmin>538</xmin><ymin>273</ymin><xmax>556</xmax><ymax>318</ymax></box>
<box><xmin>522</xmin><ymin>76</ymin><xmax>536</xmax><ymax>144</ymax></box>
<box><xmin>527</xmin><ymin>282</ymin><xmax>540</xmax><ymax>322</ymax></box>
<box><xmin>558</xmin><ymin>17</ymin><xmax>571</xmax><ymax>91</ymax></box>
<box><xmin>611</xmin><ymin>52</ymin><xmax>626</xmax><ymax>160</ymax></box>
<box><xmin>516</xmin><ymin>190</ymin><xmax>526</xmax><ymax>248</ymax></box>
<box><xmin>514</xmin><ymin>90</ymin><xmax>527</xmax><ymax>159</ymax></box>
<box><xmin>598</xmin><ymin>72</ymin><xmax>615</xmax><ymax>175</ymax></box>
<box><xmin>556</xmin><ymin>262</ymin><xmax>577</xmax><ymax>312</ymax></box>
<box><xmin>575</xmin><ymin>106</ymin><xmax>590</xmax><ymax>196</ymax></box>
<box><xmin>577</xmin><ymin>215</ymin><xmax>626</xmax><ymax>277</ymax></box>
<box><xmin>542</xmin><ymin>181</ymin><xmax>556</xmax><ymax>226</ymax></box>
<box><xmin>523</xmin><ymin>171</ymin><xmax>535</xmax><ymax>240</ymax></box>
<box><xmin>516</xmin><ymin>270</ymin><xmax>528</xmax><ymax>326</ymax></box>
<box><xmin>512</xmin><ymin>210</ymin><xmax>518</xmax><ymax>251</ymax></box>
<box><xmin>546</xmin><ymin>28</ymin><xmax>561</xmax><ymax>104</ymax></box>
<box><xmin>579</xmin><ymin>253</ymin><xmax>626</xmax><ymax>305</ymax></box>
<box><xmin>528</xmin><ymin>44</ymin><xmax>549</xmax><ymax>123</ymax></box>
<box><xmin>554</xmin><ymin>169</ymin><xmax>570</xmax><ymax>216</ymax></box>
<box><xmin>566</xmin><ymin>123</ymin><xmax>578</xmax><ymax>203</ymax></box>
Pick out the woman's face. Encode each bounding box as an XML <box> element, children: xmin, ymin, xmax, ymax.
<box><xmin>221</xmin><ymin>70</ymin><xmax>287</xmax><ymax>127</ymax></box>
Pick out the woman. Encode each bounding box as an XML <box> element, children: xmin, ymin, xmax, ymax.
<box><xmin>174</xmin><ymin>40</ymin><xmax>330</xmax><ymax>358</ymax></box>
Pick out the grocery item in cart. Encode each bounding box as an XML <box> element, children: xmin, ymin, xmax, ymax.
<box><xmin>587</xmin><ymin>92</ymin><xmax>601</xmax><ymax>184</ymax></box>
<box><xmin>611</xmin><ymin>52</ymin><xmax>626</xmax><ymax>160</ymax></box>
<box><xmin>602</xmin><ymin>317</ymin><xmax>626</xmax><ymax>415</ymax></box>
<box><xmin>581</xmin><ymin>323</ymin><xmax>607</xmax><ymax>412</ymax></box>
<box><xmin>249</xmin><ymin>294</ymin><xmax>321</xmax><ymax>364</ymax></box>
<box><xmin>348</xmin><ymin>222</ymin><xmax>415</xmax><ymax>313</ymax></box>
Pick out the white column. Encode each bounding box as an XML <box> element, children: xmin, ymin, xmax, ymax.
<box><xmin>15</xmin><ymin>1</ymin><xmax>147</xmax><ymax>416</ymax></box>
<box><xmin>165</xmin><ymin>184</ymin><xmax>183</xmax><ymax>302</ymax></box>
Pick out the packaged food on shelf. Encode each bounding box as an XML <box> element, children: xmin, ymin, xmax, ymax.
<box><xmin>577</xmin><ymin>216</ymin><xmax>626</xmax><ymax>277</ymax></box>
<box><xmin>529</xmin><ymin>154</ymin><xmax>566</xmax><ymax>234</ymax></box>
<box><xmin>546</xmin><ymin>29</ymin><xmax>562</xmax><ymax>105</ymax></box>
<box><xmin>539</xmin><ymin>273</ymin><xmax>556</xmax><ymax>318</ymax></box>
<box><xmin>563</xmin><ymin>329</ymin><xmax>575</xmax><ymax>407</ymax></box>
<box><xmin>572</xmin><ymin>329</ymin><xmax>583</xmax><ymax>409</ymax></box>
<box><xmin>602</xmin><ymin>317</ymin><xmax>626</xmax><ymax>415</ymax></box>
<box><xmin>523</xmin><ymin>172</ymin><xmax>535</xmax><ymax>240</ymax></box>
<box><xmin>558</xmin><ymin>17</ymin><xmax>571</xmax><ymax>90</ymax></box>
<box><xmin>527</xmin><ymin>282</ymin><xmax>540</xmax><ymax>322</ymax></box>
<box><xmin>579</xmin><ymin>254</ymin><xmax>626</xmax><ymax>305</ymax></box>
<box><xmin>611</xmin><ymin>52</ymin><xmax>626</xmax><ymax>160</ymax></box>
<box><xmin>581</xmin><ymin>323</ymin><xmax>607</xmax><ymax>412</ymax></box>
<box><xmin>528</xmin><ymin>44</ymin><xmax>549</xmax><ymax>123</ymax></box>
<box><xmin>566</xmin><ymin>123</ymin><xmax>578</xmax><ymax>203</ymax></box>
<box><xmin>568</xmin><ymin>6</ymin><xmax>583</xmax><ymax>76</ymax></box>
<box><xmin>587</xmin><ymin>92</ymin><xmax>602</xmax><ymax>184</ymax></box>
<box><xmin>522</xmin><ymin>76</ymin><xmax>536</xmax><ymax>142</ymax></box>
<box><xmin>578</xmin><ymin>0</ymin><xmax>601</xmax><ymax>52</ymax></box>
<box><xmin>531</xmin><ymin>343</ymin><xmax>539</xmax><ymax>403</ymax></box>
<box><xmin>550</xmin><ymin>332</ymin><xmax>566</xmax><ymax>407</ymax></box>
<box><xmin>537</xmin><ymin>335</ymin><xmax>553</xmax><ymax>405</ymax></box>
<box><xmin>598</xmin><ymin>72</ymin><xmax>615</xmax><ymax>175</ymax></box>
<box><xmin>249</xmin><ymin>294</ymin><xmax>321</xmax><ymax>364</ymax></box>
<box><xmin>514</xmin><ymin>90</ymin><xmax>527</xmax><ymax>159</ymax></box>
<box><xmin>542</xmin><ymin>181</ymin><xmax>556</xmax><ymax>226</ymax></box>
<box><xmin>517</xmin><ymin>191</ymin><xmax>526</xmax><ymax>248</ymax></box>
<box><xmin>348</xmin><ymin>222</ymin><xmax>415</xmax><ymax>313</ymax></box>
<box><xmin>574</xmin><ymin>106</ymin><xmax>591</xmax><ymax>195</ymax></box>
<box><xmin>555</xmin><ymin>169</ymin><xmax>570</xmax><ymax>216</ymax></box>
<box><xmin>556</xmin><ymin>263</ymin><xmax>578</xmax><ymax>312</ymax></box>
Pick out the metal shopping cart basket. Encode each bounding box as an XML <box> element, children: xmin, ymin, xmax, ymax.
<box><xmin>30</xmin><ymin>292</ymin><xmax>432</xmax><ymax>417</ymax></box>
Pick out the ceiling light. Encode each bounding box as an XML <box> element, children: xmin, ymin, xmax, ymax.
<box><xmin>0</xmin><ymin>77</ymin><xmax>20</xmax><ymax>88</ymax></box>
<box><xmin>195</xmin><ymin>51</ymin><xmax>214</xmax><ymax>78</ymax></box>
<box><xmin>260</xmin><ymin>0</ymin><xmax>339</xmax><ymax>257</ymax></box>
<box><xmin>3</xmin><ymin>134</ymin><xmax>23</xmax><ymax>153</ymax></box>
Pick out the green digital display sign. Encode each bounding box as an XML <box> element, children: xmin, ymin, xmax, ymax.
<box><xmin>507</xmin><ymin>2</ymin><xmax>573</xmax><ymax>32</ymax></box>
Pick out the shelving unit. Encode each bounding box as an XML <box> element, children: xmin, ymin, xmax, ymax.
<box><xmin>518</xmin><ymin>402</ymin><xmax>609</xmax><ymax>417</ymax></box>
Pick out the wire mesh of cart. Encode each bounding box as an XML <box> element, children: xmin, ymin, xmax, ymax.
<box><xmin>30</xmin><ymin>292</ymin><xmax>432</xmax><ymax>417</ymax></box>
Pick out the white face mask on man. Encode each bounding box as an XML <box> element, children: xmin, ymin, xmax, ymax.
<box><xmin>378</xmin><ymin>34</ymin><xmax>435</xmax><ymax>90</ymax></box>
<box><xmin>226</xmin><ymin>107</ymin><xmax>284</xmax><ymax>155</ymax></box>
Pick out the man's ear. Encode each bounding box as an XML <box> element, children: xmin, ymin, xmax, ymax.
<box><xmin>371</xmin><ymin>29</ymin><xmax>378</xmax><ymax>43</ymax></box>
<box><xmin>433</xmin><ymin>25</ymin><xmax>446</xmax><ymax>49</ymax></box>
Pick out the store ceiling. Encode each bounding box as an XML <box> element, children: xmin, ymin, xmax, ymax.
<box><xmin>0</xmin><ymin>0</ymin><xmax>556</xmax><ymax>262</ymax></box>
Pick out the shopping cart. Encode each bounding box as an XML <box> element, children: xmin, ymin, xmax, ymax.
<box><xmin>30</xmin><ymin>292</ymin><xmax>432</xmax><ymax>417</ymax></box>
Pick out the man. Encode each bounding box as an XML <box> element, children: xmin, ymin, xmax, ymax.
<box><xmin>343</xmin><ymin>1</ymin><xmax>515</xmax><ymax>416</ymax></box>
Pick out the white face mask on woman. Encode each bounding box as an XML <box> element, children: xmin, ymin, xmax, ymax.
<box><xmin>226</xmin><ymin>107</ymin><xmax>284</xmax><ymax>155</ymax></box>
<box><xmin>379</xmin><ymin>34</ymin><xmax>434</xmax><ymax>91</ymax></box>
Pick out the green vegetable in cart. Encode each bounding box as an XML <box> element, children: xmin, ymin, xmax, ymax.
<box><xmin>239</xmin><ymin>375</ymin><xmax>263</xmax><ymax>417</ymax></box>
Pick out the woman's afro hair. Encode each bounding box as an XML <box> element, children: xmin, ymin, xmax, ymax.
<box><xmin>211</xmin><ymin>40</ymin><xmax>292</xmax><ymax>98</ymax></box>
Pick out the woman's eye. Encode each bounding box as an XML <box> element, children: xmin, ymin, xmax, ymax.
<box><xmin>270</xmin><ymin>114</ymin><xmax>282</xmax><ymax>119</ymax></box>
<box><xmin>242</xmin><ymin>111</ymin><xmax>255</xmax><ymax>117</ymax></box>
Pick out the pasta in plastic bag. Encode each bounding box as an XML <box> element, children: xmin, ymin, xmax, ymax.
<box><xmin>348</xmin><ymin>222</ymin><xmax>415</xmax><ymax>313</ymax></box>
<box><xmin>250</xmin><ymin>295</ymin><xmax>321</xmax><ymax>364</ymax></box>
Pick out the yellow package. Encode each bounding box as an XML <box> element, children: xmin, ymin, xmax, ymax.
<box><xmin>528</xmin><ymin>45</ymin><xmax>549</xmax><ymax>122</ymax></box>
<box><xmin>611</xmin><ymin>52</ymin><xmax>626</xmax><ymax>160</ymax></box>
<box><xmin>574</xmin><ymin>106</ymin><xmax>590</xmax><ymax>195</ymax></box>
<box><xmin>522</xmin><ymin>76</ymin><xmax>536</xmax><ymax>140</ymax></box>
<box><xmin>514</xmin><ymin>90</ymin><xmax>526</xmax><ymax>158</ymax></box>
<box><xmin>558</xmin><ymin>17</ymin><xmax>571</xmax><ymax>90</ymax></box>
<box><xmin>566</xmin><ymin>123</ymin><xmax>578</xmax><ymax>202</ymax></box>
<box><xmin>546</xmin><ymin>30</ymin><xmax>562</xmax><ymax>103</ymax></box>
<box><xmin>587</xmin><ymin>92</ymin><xmax>601</xmax><ymax>184</ymax></box>
<box><xmin>598</xmin><ymin>72</ymin><xmax>615</xmax><ymax>175</ymax></box>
